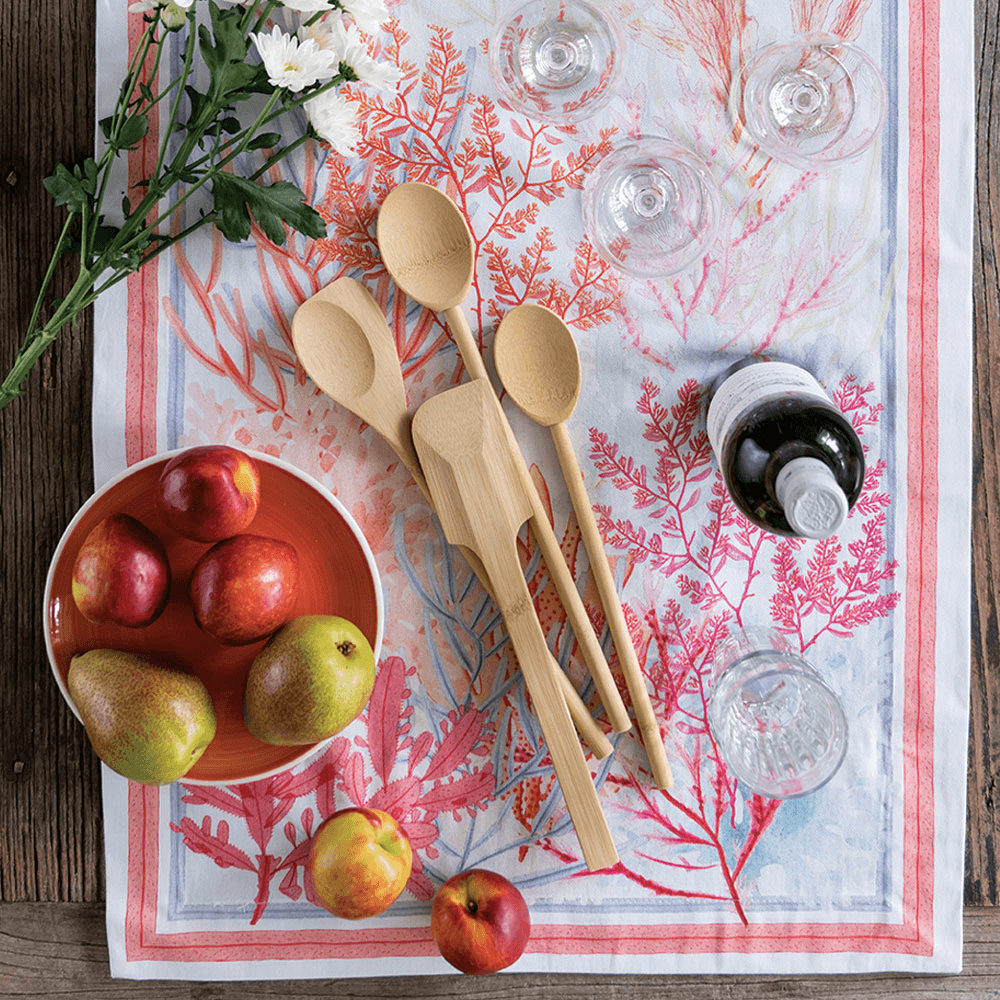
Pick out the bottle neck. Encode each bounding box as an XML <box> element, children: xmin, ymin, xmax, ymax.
<box><xmin>774</xmin><ymin>456</ymin><xmax>849</xmax><ymax>538</ymax></box>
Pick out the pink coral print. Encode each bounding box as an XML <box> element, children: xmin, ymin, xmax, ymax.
<box><xmin>583</xmin><ymin>372</ymin><xmax>896</xmax><ymax>920</ymax></box>
<box><xmin>171</xmin><ymin>655</ymin><xmax>495</xmax><ymax>922</ymax></box>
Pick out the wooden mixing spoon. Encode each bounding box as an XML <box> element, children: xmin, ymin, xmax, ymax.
<box><xmin>376</xmin><ymin>182</ymin><xmax>631</xmax><ymax>735</ymax></box>
<box><xmin>412</xmin><ymin>378</ymin><xmax>618</xmax><ymax>872</ymax></box>
<box><xmin>291</xmin><ymin>278</ymin><xmax>612</xmax><ymax>759</ymax></box>
<box><xmin>495</xmin><ymin>303</ymin><xmax>674</xmax><ymax>789</ymax></box>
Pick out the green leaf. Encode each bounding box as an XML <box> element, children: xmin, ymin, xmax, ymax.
<box><xmin>247</xmin><ymin>132</ymin><xmax>282</xmax><ymax>151</ymax></box>
<box><xmin>118</xmin><ymin>114</ymin><xmax>149</xmax><ymax>149</ymax></box>
<box><xmin>211</xmin><ymin>173</ymin><xmax>327</xmax><ymax>246</ymax></box>
<box><xmin>81</xmin><ymin>158</ymin><xmax>100</xmax><ymax>195</ymax></box>
<box><xmin>185</xmin><ymin>85</ymin><xmax>207</xmax><ymax>125</ymax></box>
<box><xmin>43</xmin><ymin>162</ymin><xmax>90</xmax><ymax>214</ymax></box>
<box><xmin>91</xmin><ymin>224</ymin><xmax>122</xmax><ymax>255</ymax></box>
<box><xmin>99</xmin><ymin>115</ymin><xmax>114</xmax><ymax>142</ymax></box>
<box><xmin>219</xmin><ymin>117</ymin><xmax>241</xmax><ymax>135</ymax></box>
<box><xmin>198</xmin><ymin>23</ymin><xmax>223</xmax><ymax>75</ymax></box>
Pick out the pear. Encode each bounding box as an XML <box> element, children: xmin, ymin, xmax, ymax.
<box><xmin>68</xmin><ymin>649</ymin><xmax>217</xmax><ymax>784</ymax></box>
<box><xmin>244</xmin><ymin>614</ymin><xmax>375</xmax><ymax>746</ymax></box>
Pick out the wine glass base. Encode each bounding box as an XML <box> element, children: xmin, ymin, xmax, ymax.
<box><xmin>528</xmin><ymin>24</ymin><xmax>594</xmax><ymax>89</ymax></box>
<box><xmin>740</xmin><ymin>34</ymin><xmax>887</xmax><ymax>168</ymax></box>
<box><xmin>490</xmin><ymin>0</ymin><xmax>624</xmax><ymax>124</ymax></box>
<box><xmin>582</xmin><ymin>136</ymin><xmax>720</xmax><ymax>277</ymax></box>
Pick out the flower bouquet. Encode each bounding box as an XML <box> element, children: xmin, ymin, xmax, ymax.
<box><xmin>0</xmin><ymin>0</ymin><xmax>399</xmax><ymax>409</ymax></box>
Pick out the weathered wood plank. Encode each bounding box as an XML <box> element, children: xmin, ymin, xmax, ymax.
<box><xmin>969</xmin><ymin>0</ymin><xmax>1000</xmax><ymax>909</ymax></box>
<box><xmin>0</xmin><ymin>0</ymin><xmax>103</xmax><ymax>903</ymax></box>
<box><xmin>1</xmin><ymin>902</ymin><xmax>998</xmax><ymax>998</ymax></box>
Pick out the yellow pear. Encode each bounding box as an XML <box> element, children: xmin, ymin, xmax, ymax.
<box><xmin>244</xmin><ymin>615</ymin><xmax>375</xmax><ymax>745</ymax></box>
<box><xmin>68</xmin><ymin>649</ymin><xmax>217</xmax><ymax>784</ymax></box>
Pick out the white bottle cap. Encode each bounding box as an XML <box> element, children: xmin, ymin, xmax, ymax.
<box><xmin>774</xmin><ymin>457</ymin><xmax>849</xmax><ymax>538</ymax></box>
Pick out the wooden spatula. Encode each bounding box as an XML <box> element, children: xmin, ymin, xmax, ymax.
<box><xmin>412</xmin><ymin>378</ymin><xmax>618</xmax><ymax>872</ymax></box>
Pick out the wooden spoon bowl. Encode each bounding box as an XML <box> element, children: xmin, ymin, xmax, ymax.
<box><xmin>377</xmin><ymin>182</ymin><xmax>475</xmax><ymax>313</ymax></box>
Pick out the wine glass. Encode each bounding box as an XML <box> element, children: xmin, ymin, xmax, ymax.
<box><xmin>707</xmin><ymin>628</ymin><xmax>849</xmax><ymax>799</ymax></box>
<box><xmin>581</xmin><ymin>135</ymin><xmax>720</xmax><ymax>277</ymax></box>
<box><xmin>738</xmin><ymin>34</ymin><xmax>887</xmax><ymax>168</ymax></box>
<box><xmin>489</xmin><ymin>0</ymin><xmax>625</xmax><ymax>124</ymax></box>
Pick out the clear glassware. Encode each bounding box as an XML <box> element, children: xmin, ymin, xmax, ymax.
<box><xmin>489</xmin><ymin>0</ymin><xmax>624</xmax><ymax>124</ymax></box>
<box><xmin>739</xmin><ymin>34</ymin><xmax>887</xmax><ymax>168</ymax></box>
<box><xmin>707</xmin><ymin>627</ymin><xmax>848</xmax><ymax>799</ymax></box>
<box><xmin>581</xmin><ymin>135</ymin><xmax>720</xmax><ymax>277</ymax></box>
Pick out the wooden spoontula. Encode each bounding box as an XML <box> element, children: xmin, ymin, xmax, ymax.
<box><xmin>291</xmin><ymin>277</ymin><xmax>428</xmax><ymax>493</ymax></box>
<box><xmin>412</xmin><ymin>378</ymin><xmax>618</xmax><ymax>872</ymax></box>
<box><xmin>376</xmin><ymin>182</ymin><xmax>631</xmax><ymax>735</ymax></box>
<box><xmin>495</xmin><ymin>303</ymin><xmax>674</xmax><ymax>790</ymax></box>
<box><xmin>291</xmin><ymin>278</ymin><xmax>612</xmax><ymax>759</ymax></box>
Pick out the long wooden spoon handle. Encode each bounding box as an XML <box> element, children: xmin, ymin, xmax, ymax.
<box><xmin>458</xmin><ymin>545</ymin><xmax>612</xmax><ymax>758</ymax></box>
<box><xmin>551</xmin><ymin>422</ymin><xmax>674</xmax><ymax>790</ymax></box>
<box><xmin>442</xmin><ymin>305</ymin><xmax>490</xmax><ymax>381</ymax></box>
<box><xmin>481</xmin><ymin>539</ymin><xmax>618</xmax><ymax>872</ymax></box>
<box><xmin>442</xmin><ymin>305</ymin><xmax>632</xmax><ymax>734</ymax></box>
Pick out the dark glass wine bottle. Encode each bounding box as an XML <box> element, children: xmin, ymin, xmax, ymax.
<box><xmin>706</xmin><ymin>358</ymin><xmax>865</xmax><ymax>538</ymax></box>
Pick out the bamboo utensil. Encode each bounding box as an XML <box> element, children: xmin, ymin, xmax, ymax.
<box><xmin>376</xmin><ymin>182</ymin><xmax>631</xmax><ymax>735</ymax></box>
<box><xmin>412</xmin><ymin>377</ymin><xmax>618</xmax><ymax>872</ymax></box>
<box><xmin>291</xmin><ymin>280</ymin><xmax>427</xmax><ymax>491</ymax></box>
<box><xmin>494</xmin><ymin>303</ymin><xmax>674</xmax><ymax>790</ymax></box>
<box><xmin>290</xmin><ymin>278</ymin><xmax>612</xmax><ymax>759</ymax></box>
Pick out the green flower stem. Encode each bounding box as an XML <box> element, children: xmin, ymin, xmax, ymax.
<box><xmin>178</xmin><ymin>72</ymin><xmax>346</xmax><ymax>181</ymax></box>
<box><xmin>118</xmin><ymin>90</ymin><xmax>284</xmax><ymax>257</ymax></box>
<box><xmin>151</xmin><ymin>12</ymin><xmax>198</xmax><ymax>183</ymax></box>
<box><xmin>1</xmin><ymin>1</ymin><xmax>350</xmax><ymax>410</ymax></box>
<box><xmin>20</xmin><ymin>213</ymin><xmax>78</xmax><ymax>346</ymax></box>
<box><xmin>247</xmin><ymin>1</ymin><xmax>282</xmax><ymax>36</ymax></box>
<box><xmin>0</xmin><ymin>267</ymin><xmax>96</xmax><ymax>407</ymax></box>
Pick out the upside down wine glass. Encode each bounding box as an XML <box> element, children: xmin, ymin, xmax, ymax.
<box><xmin>489</xmin><ymin>0</ymin><xmax>625</xmax><ymax>124</ymax></box>
<box><xmin>582</xmin><ymin>135</ymin><xmax>721</xmax><ymax>277</ymax></box>
<box><xmin>738</xmin><ymin>34</ymin><xmax>887</xmax><ymax>168</ymax></box>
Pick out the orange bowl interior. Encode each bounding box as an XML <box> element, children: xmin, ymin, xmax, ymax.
<box><xmin>46</xmin><ymin>455</ymin><xmax>380</xmax><ymax>784</ymax></box>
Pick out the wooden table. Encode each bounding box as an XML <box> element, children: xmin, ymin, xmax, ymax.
<box><xmin>2</xmin><ymin>2</ymin><xmax>998</xmax><ymax>995</ymax></box>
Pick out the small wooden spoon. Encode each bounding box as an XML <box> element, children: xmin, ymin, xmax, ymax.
<box><xmin>291</xmin><ymin>279</ymin><xmax>611</xmax><ymax>759</ymax></box>
<box><xmin>412</xmin><ymin>378</ymin><xmax>618</xmax><ymax>872</ymax></box>
<box><xmin>377</xmin><ymin>183</ymin><xmax>631</xmax><ymax>735</ymax></box>
<box><xmin>495</xmin><ymin>303</ymin><xmax>674</xmax><ymax>790</ymax></box>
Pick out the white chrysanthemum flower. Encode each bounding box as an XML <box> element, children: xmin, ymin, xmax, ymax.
<box><xmin>129</xmin><ymin>0</ymin><xmax>195</xmax><ymax>9</ymax></box>
<box><xmin>327</xmin><ymin>19</ymin><xmax>402</xmax><ymax>93</ymax></box>
<box><xmin>338</xmin><ymin>0</ymin><xmax>390</xmax><ymax>35</ymax></box>
<box><xmin>281</xmin><ymin>0</ymin><xmax>337</xmax><ymax>11</ymax></box>
<box><xmin>306</xmin><ymin>89</ymin><xmax>361</xmax><ymax>155</ymax></box>
<box><xmin>251</xmin><ymin>24</ymin><xmax>339</xmax><ymax>93</ymax></box>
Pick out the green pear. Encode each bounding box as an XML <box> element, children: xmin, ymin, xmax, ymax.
<box><xmin>244</xmin><ymin>614</ymin><xmax>375</xmax><ymax>746</ymax></box>
<box><xmin>68</xmin><ymin>649</ymin><xmax>217</xmax><ymax>784</ymax></box>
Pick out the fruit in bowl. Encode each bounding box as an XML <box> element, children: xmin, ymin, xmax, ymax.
<box><xmin>431</xmin><ymin>868</ymin><xmax>531</xmax><ymax>975</ymax></box>
<box><xmin>188</xmin><ymin>534</ymin><xmax>300</xmax><ymax>646</ymax></box>
<box><xmin>307</xmin><ymin>807</ymin><xmax>413</xmax><ymax>919</ymax></box>
<box><xmin>68</xmin><ymin>648</ymin><xmax>217</xmax><ymax>784</ymax></box>
<box><xmin>243</xmin><ymin>614</ymin><xmax>375</xmax><ymax>745</ymax></box>
<box><xmin>156</xmin><ymin>445</ymin><xmax>261</xmax><ymax>542</ymax></box>
<box><xmin>45</xmin><ymin>448</ymin><xmax>383</xmax><ymax>785</ymax></box>
<box><xmin>71</xmin><ymin>513</ymin><xmax>170</xmax><ymax>627</ymax></box>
